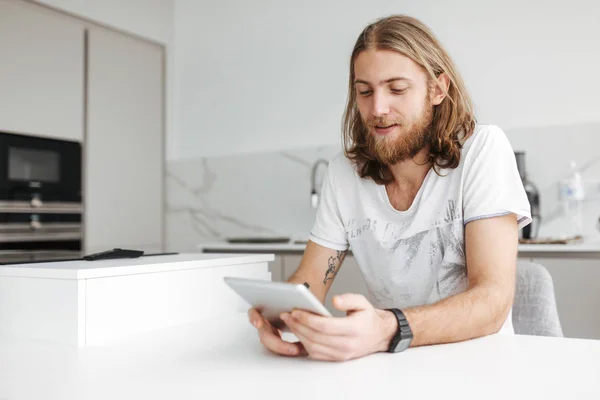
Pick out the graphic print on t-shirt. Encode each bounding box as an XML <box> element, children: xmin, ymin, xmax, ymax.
<box><xmin>346</xmin><ymin>199</ymin><xmax>467</xmax><ymax>310</ymax></box>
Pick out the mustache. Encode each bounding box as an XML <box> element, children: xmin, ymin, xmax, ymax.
<box><xmin>365</xmin><ymin>117</ymin><xmax>405</xmax><ymax>129</ymax></box>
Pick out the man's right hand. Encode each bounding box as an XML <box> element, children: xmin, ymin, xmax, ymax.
<box><xmin>247</xmin><ymin>308</ymin><xmax>307</xmax><ymax>357</ymax></box>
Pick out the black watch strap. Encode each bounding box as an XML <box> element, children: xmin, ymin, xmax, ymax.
<box><xmin>386</xmin><ymin>308</ymin><xmax>413</xmax><ymax>353</ymax></box>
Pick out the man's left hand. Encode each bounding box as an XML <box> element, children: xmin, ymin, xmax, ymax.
<box><xmin>280</xmin><ymin>294</ymin><xmax>397</xmax><ymax>362</ymax></box>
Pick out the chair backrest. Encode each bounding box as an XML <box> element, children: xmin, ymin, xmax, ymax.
<box><xmin>512</xmin><ymin>261</ymin><xmax>564</xmax><ymax>337</ymax></box>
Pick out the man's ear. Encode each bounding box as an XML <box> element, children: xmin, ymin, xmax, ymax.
<box><xmin>431</xmin><ymin>73</ymin><xmax>450</xmax><ymax>106</ymax></box>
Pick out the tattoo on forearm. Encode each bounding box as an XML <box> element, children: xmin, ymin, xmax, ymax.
<box><xmin>323</xmin><ymin>250</ymin><xmax>346</xmax><ymax>284</ymax></box>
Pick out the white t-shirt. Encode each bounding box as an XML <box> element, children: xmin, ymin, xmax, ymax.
<box><xmin>309</xmin><ymin>124</ymin><xmax>532</xmax><ymax>334</ymax></box>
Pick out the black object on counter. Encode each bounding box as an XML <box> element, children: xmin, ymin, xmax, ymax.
<box><xmin>515</xmin><ymin>152</ymin><xmax>541</xmax><ymax>239</ymax></box>
<box><xmin>226</xmin><ymin>236</ymin><xmax>291</xmax><ymax>244</ymax></box>
<box><xmin>83</xmin><ymin>248</ymin><xmax>143</xmax><ymax>261</ymax></box>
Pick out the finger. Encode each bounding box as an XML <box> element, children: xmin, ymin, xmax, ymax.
<box><xmin>290</xmin><ymin>327</ymin><xmax>346</xmax><ymax>362</ymax></box>
<box><xmin>249</xmin><ymin>309</ymin><xmax>305</xmax><ymax>356</ymax></box>
<box><xmin>249</xmin><ymin>309</ymin><xmax>273</xmax><ymax>332</ymax></box>
<box><xmin>332</xmin><ymin>293</ymin><xmax>372</xmax><ymax>313</ymax></box>
<box><xmin>290</xmin><ymin>310</ymin><xmax>356</xmax><ymax>336</ymax></box>
<box><xmin>258</xmin><ymin>326</ymin><xmax>304</xmax><ymax>356</ymax></box>
<box><xmin>282</xmin><ymin>313</ymin><xmax>347</xmax><ymax>350</ymax></box>
<box><xmin>248</xmin><ymin>308</ymin><xmax>262</xmax><ymax>328</ymax></box>
<box><xmin>293</xmin><ymin>341</ymin><xmax>309</xmax><ymax>357</ymax></box>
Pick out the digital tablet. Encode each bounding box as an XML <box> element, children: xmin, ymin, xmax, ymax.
<box><xmin>223</xmin><ymin>276</ymin><xmax>332</xmax><ymax>329</ymax></box>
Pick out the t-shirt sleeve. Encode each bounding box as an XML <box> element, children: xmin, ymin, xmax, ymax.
<box><xmin>308</xmin><ymin>160</ymin><xmax>349</xmax><ymax>251</ymax></box>
<box><xmin>462</xmin><ymin>125</ymin><xmax>532</xmax><ymax>229</ymax></box>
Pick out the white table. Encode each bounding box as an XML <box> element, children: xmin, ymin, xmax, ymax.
<box><xmin>1</xmin><ymin>313</ymin><xmax>599</xmax><ymax>400</ymax></box>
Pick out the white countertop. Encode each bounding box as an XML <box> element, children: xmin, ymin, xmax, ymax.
<box><xmin>198</xmin><ymin>240</ymin><xmax>600</xmax><ymax>255</ymax></box>
<box><xmin>0</xmin><ymin>253</ymin><xmax>274</xmax><ymax>280</ymax></box>
<box><xmin>518</xmin><ymin>242</ymin><xmax>600</xmax><ymax>253</ymax></box>
<box><xmin>1</xmin><ymin>313</ymin><xmax>599</xmax><ymax>400</ymax></box>
<box><xmin>198</xmin><ymin>241</ymin><xmax>309</xmax><ymax>253</ymax></box>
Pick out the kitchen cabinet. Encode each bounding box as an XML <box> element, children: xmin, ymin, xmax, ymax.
<box><xmin>0</xmin><ymin>0</ymin><xmax>84</xmax><ymax>141</ymax></box>
<box><xmin>85</xmin><ymin>25</ymin><xmax>164</xmax><ymax>254</ymax></box>
<box><xmin>517</xmin><ymin>256</ymin><xmax>600</xmax><ymax>340</ymax></box>
<box><xmin>281</xmin><ymin>254</ymin><xmax>369</xmax><ymax>317</ymax></box>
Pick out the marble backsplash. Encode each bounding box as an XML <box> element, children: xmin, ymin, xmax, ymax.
<box><xmin>166</xmin><ymin>122</ymin><xmax>600</xmax><ymax>252</ymax></box>
<box><xmin>166</xmin><ymin>145</ymin><xmax>341</xmax><ymax>252</ymax></box>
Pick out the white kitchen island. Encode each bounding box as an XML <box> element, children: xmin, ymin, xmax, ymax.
<box><xmin>0</xmin><ymin>253</ymin><xmax>273</xmax><ymax>346</ymax></box>
<box><xmin>1</xmin><ymin>312</ymin><xmax>599</xmax><ymax>400</ymax></box>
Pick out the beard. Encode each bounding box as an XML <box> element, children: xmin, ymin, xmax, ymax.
<box><xmin>364</xmin><ymin>99</ymin><xmax>434</xmax><ymax>166</ymax></box>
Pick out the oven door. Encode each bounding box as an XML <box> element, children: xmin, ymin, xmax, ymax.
<box><xmin>0</xmin><ymin>211</ymin><xmax>82</xmax><ymax>264</ymax></box>
<box><xmin>0</xmin><ymin>249</ymin><xmax>82</xmax><ymax>264</ymax></box>
<box><xmin>0</xmin><ymin>212</ymin><xmax>81</xmax><ymax>238</ymax></box>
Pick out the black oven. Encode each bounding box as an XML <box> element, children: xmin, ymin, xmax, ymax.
<box><xmin>0</xmin><ymin>132</ymin><xmax>82</xmax><ymax>264</ymax></box>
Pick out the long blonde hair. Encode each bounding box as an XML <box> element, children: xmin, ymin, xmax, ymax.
<box><xmin>342</xmin><ymin>15</ymin><xmax>476</xmax><ymax>184</ymax></box>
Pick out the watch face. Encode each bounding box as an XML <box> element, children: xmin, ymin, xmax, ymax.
<box><xmin>394</xmin><ymin>338</ymin><xmax>411</xmax><ymax>353</ymax></box>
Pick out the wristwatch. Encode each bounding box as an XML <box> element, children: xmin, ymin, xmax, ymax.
<box><xmin>386</xmin><ymin>308</ymin><xmax>413</xmax><ymax>353</ymax></box>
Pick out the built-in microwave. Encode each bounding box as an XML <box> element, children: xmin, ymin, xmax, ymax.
<box><xmin>0</xmin><ymin>131</ymin><xmax>81</xmax><ymax>206</ymax></box>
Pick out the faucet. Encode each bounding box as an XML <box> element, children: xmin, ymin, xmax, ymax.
<box><xmin>310</xmin><ymin>159</ymin><xmax>329</xmax><ymax>208</ymax></box>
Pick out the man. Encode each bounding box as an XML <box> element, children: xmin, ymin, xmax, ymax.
<box><xmin>248</xmin><ymin>14</ymin><xmax>531</xmax><ymax>361</ymax></box>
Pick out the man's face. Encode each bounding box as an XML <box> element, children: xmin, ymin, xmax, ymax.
<box><xmin>354</xmin><ymin>49</ymin><xmax>434</xmax><ymax>165</ymax></box>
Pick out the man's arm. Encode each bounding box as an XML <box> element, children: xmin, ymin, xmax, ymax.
<box><xmin>387</xmin><ymin>213</ymin><xmax>519</xmax><ymax>347</ymax></box>
<box><xmin>286</xmin><ymin>240</ymin><xmax>347</xmax><ymax>304</ymax></box>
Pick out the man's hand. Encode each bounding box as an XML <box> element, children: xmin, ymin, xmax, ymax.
<box><xmin>280</xmin><ymin>294</ymin><xmax>397</xmax><ymax>362</ymax></box>
<box><xmin>247</xmin><ymin>308</ymin><xmax>307</xmax><ymax>357</ymax></box>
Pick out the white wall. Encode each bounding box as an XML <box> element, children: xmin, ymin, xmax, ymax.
<box><xmin>173</xmin><ymin>0</ymin><xmax>600</xmax><ymax>160</ymax></box>
<box><xmin>31</xmin><ymin>0</ymin><xmax>177</xmax><ymax>160</ymax></box>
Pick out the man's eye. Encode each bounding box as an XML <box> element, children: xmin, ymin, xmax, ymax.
<box><xmin>391</xmin><ymin>88</ymin><xmax>407</xmax><ymax>94</ymax></box>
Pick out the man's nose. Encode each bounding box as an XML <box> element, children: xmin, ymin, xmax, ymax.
<box><xmin>371</xmin><ymin>92</ymin><xmax>390</xmax><ymax>117</ymax></box>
